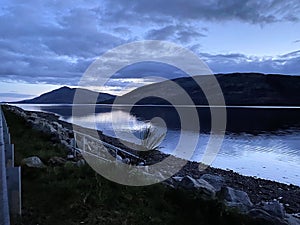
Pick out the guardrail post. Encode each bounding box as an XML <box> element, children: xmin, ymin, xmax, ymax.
<box><xmin>7</xmin><ymin>167</ymin><xmax>22</xmax><ymax>216</ymax></box>
<box><xmin>0</xmin><ymin>106</ymin><xmax>11</xmax><ymax>225</ymax></box>
<box><xmin>0</xmin><ymin>105</ymin><xmax>22</xmax><ymax>224</ymax></box>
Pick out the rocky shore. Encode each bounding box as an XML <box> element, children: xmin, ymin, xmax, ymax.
<box><xmin>3</xmin><ymin>104</ymin><xmax>300</xmax><ymax>225</ymax></box>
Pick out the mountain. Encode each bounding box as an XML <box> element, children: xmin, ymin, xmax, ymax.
<box><xmin>117</xmin><ymin>73</ymin><xmax>300</xmax><ymax>106</ymax></box>
<box><xmin>15</xmin><ymin>86</ymin><xmax>116</xmax><ymax>104</ymax></box>
<box><xmin>12</xmin><ymin>73</ymin><xmax>300</xmax><ymax>105</ymax></box>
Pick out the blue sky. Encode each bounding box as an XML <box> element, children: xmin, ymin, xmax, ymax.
<box><xmin>1</xmin><ymin>0</ymin><xmax>300</xmax><ymax>101</ymax></box>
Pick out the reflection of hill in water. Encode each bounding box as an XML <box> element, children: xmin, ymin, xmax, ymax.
<box><xmin>39</xmin><ymin>105</ymin><xmax>300</xmax><ymax>133</ymax></box>
<box><xmin>39</xmin><ymin>105</ymin><xmax>113</xmax><ymax>118</ymax></box>
<box><xmin>130</xmin><ymin>106</ymin><xmax>300</xmax><ymax>133</ymax></box>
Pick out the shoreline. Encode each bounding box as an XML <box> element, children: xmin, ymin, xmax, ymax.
<box><xmin>3</xmin><ymin>105</ymin><xmax>300</xmax><ymax>217</ymax></box>
<box><xmin>9</xmin><ymin>104</ymin><xmax>300</xmax><ymax>186</ymax></box>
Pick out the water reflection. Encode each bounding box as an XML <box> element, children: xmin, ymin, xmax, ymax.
<box><xmin>14</xmin><ymin>104</ymin><xmax>300</xmax><ymax>186</ymax></box>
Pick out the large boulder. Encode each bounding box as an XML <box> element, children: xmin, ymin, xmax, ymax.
<box><xmin>196</xmin><ymin>178</ymin><xmax>217</xmax><ymax>199</ymax></box>
<box><xmin>247</xmin><ymin>209</ymin><xmax>288</xmax><ymax>225</ymax></box>
<box><xmin>200</xmin><ymin>174</ymin><xmax>225</xmax><ymax>192</ymax></box>
<box><xmin>218</xmin><ymin>186</ymin><xmax>253</xmax><ymax>212</ymax></box>
<box><xmin>259</xmin><ymin>200</ymin><xmax>286</xmax><ymax>219</ymax></box>
<box><xmin>21</xmin><ymin>156</ymin><xmax>45</xmax><ymax>168</ymax></box>
<box><xmin>178</xmin><ymin>176</ymin><xmax>201</xmax><ymax>189</ymax></box>
<box><xmin>178</xmin><ymin>176</ymin><xmax>216</xmax><ymax>199</ymax></box>
<box><xmin>285</xmin><ymin>214</ymin><xmax>300</xmax><ymax>225</ymax></box>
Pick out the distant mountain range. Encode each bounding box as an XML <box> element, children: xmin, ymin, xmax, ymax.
<box><xmin>12</xmin><ymin>73</ymin><xmax>300</xmax><ymax>106</ymax></box>
<box><xmin>14</xmin><ymin>86</ymin><xmax>116</xmax><ymax>104</ymax></box>
<box><xmin>118</xmin><ymin>73</ymin><xmax>300</xmax><ymax>106</ymax></box>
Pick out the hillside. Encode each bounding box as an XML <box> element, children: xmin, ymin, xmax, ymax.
<box><xmin>15</xmin><ymin>86</ymin><xmax>116</xmax><ymax>104</ymax></box>
<box><xmin>13</xmin><ymin>73</ymin><xmax>300</xmax><ymax>105</ymax></box>
<box><xmin>117</xmin><ymin>73</ymin><xmax>300</xmax><ymax>106</ymax></box>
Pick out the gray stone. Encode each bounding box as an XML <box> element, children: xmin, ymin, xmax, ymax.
<box><xmin>172</xmin><ymin>176</ymin><xmax>184</xmax><ymax>182</ymax></box>
<box><xmin>116</xmin><ymin>154</ymin><xmax>123</xmax><ymax>161</ymax></box>
<box><xmin>179</xmin><ymin>176</ymin><xmax>200</xmax><ymax>189</ymax></box>
<box><xmin>259</xmin><ymin>200</ymin><xmax>286</xmax><ymax>219</ymax></box>
<box><xmin>196</xmin><ymin>178</ymin><xmax>216</xmax><ymax>199</ymax></box>
<box><xmin>52</xmin><ymin>121</ymin><xmax>62</xmax><ymax>129</ymax></box>
<box><xmin>292</xmin><ymin>213</ymin><xmax>300</xmax><ymax>219</ymax></box>
<box><xmin>21</xmin><ymin>156</ymin><xmax>45</xmax><ymax>168</ymax></box>
<box><xmin>285</xmin><ymin>214</ymin><xmax>300</xmax><ymax>225</ymax></box>
<box><xmin>218</xmin><ymin>186</ymin><xmax>253</xmax><ymax>212</ymax></box>
<box><xmin>248</xmin><ymin>209</ymin><xmax>288</xmax><ymax>225</ymax></box>
<box><xmin>60</xmin><ymin>140</ymin><xmax>69</xmax><ymax>146</ymax></box>
<box><xmin>67</xmin><ymin>154</ymin><xmax>75</xmax><ymax>159</ymax></box>
<box><xmin>30</xmin><ymin>113</ymin><xmax>38</xmax><ymax>118</ymax></box>
<box><xmin>138</xmin><ymin>161</ymin><xmax>145</xmax><ymax>166</ymax></box>
<box><xmin>179</xmin><ymin>176</ymin><xmax>216</xmax><ymax>199</ymax></box>
<box><xmin>200</xmin><ymin>174</ymin><xmax>225</xmax><ymax>191</ymax></box>
<box><xmin>76</xmin><ymin>159</ymin><xmax>86</xmax><ymax>167</ymax></box>
<box><xmin>122</xmin><ymin>158</ymin><xmax>130</xmax><ymax>164</ymax></box>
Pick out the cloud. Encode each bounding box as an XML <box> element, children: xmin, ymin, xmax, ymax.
<box><xmin>105</xmin><ymin>0</ymin><xmax>300</xmax><ymax>24</ymax></box>
<box><xmin>0</xmin><ymin>0</ymin><xmax>127</xmax><ymax>85</ymax></box>
<box><xmin>201</xmin><ymin>51</ymin><xmax>300</xmax><ymax>75</ymax></box>
<box><xmin>0</xmin><ymin>0</ymin><xmax>299</xmax><ymax>90</ymax></box>
<box><xmin>0</xmin><ymin>93</ymin><xmax>35</xmax><ymax>98</ymax></box>
<box><xmin>146</xmin><ymin>25</ymin><xmax>206</xmax><ymax>43</ymax></box>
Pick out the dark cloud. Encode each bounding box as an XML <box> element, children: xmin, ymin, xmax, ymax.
<box><xmin>0</xmin><ymin>0</ymin><xmax>127</xmax><ymax>85</ymax></box>
<box><xmin>105</xmin><ymin>0</ymin><xmax>300</xmax><ymax>24</ymax></box>
<box><xmin>0</xmin><ymin>0</ymin><xmax>299</xmax><ymax>89</ymax></box>
<box><xmin>146</xmin><ymin>25</ymin><xmax>206</xmax><ymax>43</ymax></box>
<box><xmin>202</xmin><ymin>52</ymin><xmax>300</xmax><ymax>75</ymax></box>
<box><xmin>112</xmin><ymin>61</ymin><xmax>187</xmax><ymax>79</ymax></box>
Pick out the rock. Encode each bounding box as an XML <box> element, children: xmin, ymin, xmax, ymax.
<box><xmin>172</xmin><ymin>176</ymin><xmax>184</xmax><ymax>182</ymax></box>
<box><xmin>61</xmin><ymin>140</ymin><xmax>69</xmax><ymax>146</ymax></box>
<box><xmin>30</xmin><ymin>113</ymin><xmax>38</xmax><ymax>118</ymax></box>
<box><xmin>48</xmin><ymin>156</ymin><xmax>66</xmax><ymax>166</ymax></box>
<box><xmin>116</xmin><ymin>154</ymin><xmax>123</xmax><ymax>161</ymax></box>
<box><xmin>196</xmin><ymin>178</ymin><xmax>217</xmax><ymax>199</ymax></box>
<box><xmin>285</xmin><ymin>214</ymin><xmax>300</xmax><ymax>225</ymax></box>
<box><xmin>218</xmin><ymin>187</ymin><xmax>253</xmax><ymax>212</ymax></box>
<box><xmin>47</xmin><ymin>124</ymin><xmax>56</xmax><ymax>133</ymax></box>
<box><xmin>52</xmin><ymin>121</ymin><xmax>62</xmax><ymax>129</ymax></box>
<box><xmin>122</xmin><ymin>158</ymin><xmax>130</xmax><ymax>164</ymax></box>
<box><xmin>200</xmin><ymin>174</ymin><xmax>225</xmax><ymax>192</ymax></box>
<box><xmin>21</xmin><ymin>156</ymin><xmax>45</xmax><ymax>168</ymax></box>
<box><xmin>138</xmin><ymin>161</ymin><xmax>145</xmax><ymax>166</ymax></box>
<box><xmin>248</xmin><ymin>209</ymin><xmax>288</xmax><ymax>225</ymax></box>
<box><xmin>178</xmin><ymin>176</ymin><xmax>216</xmax><ymax>199</ymax></box>
<box><xmin>76</xmin><ymin>159</ymin><xmax>86</xmax><ymax>167</ymax></box>
<box><xmin>67</xmin><ymin>154</ymin><xmax>75</xmax><ymax>159</ymax></box>
<box><xmin>179</xmin><ymin>176</ymin><xmax>201</xmax><ymax>189</ymax></box>
<box><xmin>292</xmin><ymin>213</ymin><xmax>300</xmax><ymax>219</ymax></box>
<box><xmin>259</xmin><ymin>200</ymin><xmax>286</xmax><ymax>219</ymax></box>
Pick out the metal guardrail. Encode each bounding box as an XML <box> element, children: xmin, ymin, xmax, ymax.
<box><xmin>0</xmin><ymin>106</ymin><xmax>21</xmax><ymax>225</ymax></box>
<box><xmin>73</xmin><ymin>130</ymin><xmax>145</xmax><ymax>163</ymax></box>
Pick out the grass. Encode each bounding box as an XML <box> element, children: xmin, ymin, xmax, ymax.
<box><xmin>139</xmin><ymin>124</ymin><xmax>166</xmax><ymax>151</ymax></box>
<box><xmin>3</xmin><ymin>107</ymin><xmax>267</xmax><ymax>225</ymax></box>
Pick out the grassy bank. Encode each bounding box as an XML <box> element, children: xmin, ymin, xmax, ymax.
<box><xmin>3</xmin><ymin>108</ymin><xmax>264</xmax><ymax>225</ymax></box>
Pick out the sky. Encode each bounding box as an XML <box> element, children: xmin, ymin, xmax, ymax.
<box><xmin>1</xmin><ymin>0</ymin><xmax>300</xmax><ymax>101</ymax></box>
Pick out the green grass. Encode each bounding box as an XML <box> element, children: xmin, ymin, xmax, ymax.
<box><xmin>3</xmin><ymin>107</ymin><xmax>266</xmax><ymax>225</ymax></box>
<box><xmin>3</xmin><ymin>108</ymin><xmax>67</xmax><ymax>164</ymax></box>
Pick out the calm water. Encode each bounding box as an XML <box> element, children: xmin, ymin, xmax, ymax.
<box><xmin>15</xmin><ymin>104</ymin><xmax>300</xmax><ymax>186</ymax></box>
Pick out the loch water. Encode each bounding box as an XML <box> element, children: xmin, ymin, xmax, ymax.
<box><xmin>15</xmin><ymin>104</ymin><xmax>300</xmax><ymax>186</ymax></box>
